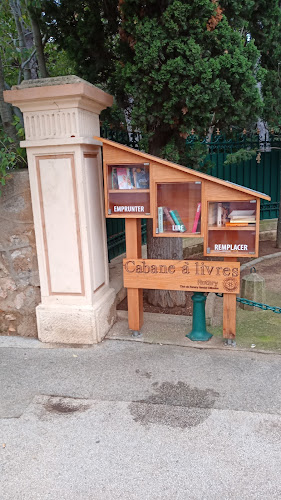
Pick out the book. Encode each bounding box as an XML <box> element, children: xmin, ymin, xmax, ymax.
<box><xmin>228</xmin><ymin>210</ymin><xmax>255</xmax><ymax>218</ymax></box>
<box><xmin>158</xmin><ymin>207</ymin><xmax>164</xmax><ymax>233</ymax></box>
<box><xmin>111</xmin><ymin>167</ymin><xmax>119</xmax><ymax>189</ymax></box>
<box><xmin>208</xmin><ymin>203</ymin><xmax>217</xmax><ymax>226</ymax></box>
<box><xmin>192</xmin><ymin>202</ymin><xmax>201</xmax><ymax>233</ymax></box>
<box><xmin>228</xmin><ymin>217</ymin><xmax>256</xmax><ymax>223</ymax></box>
<box><xmin>117</xmin><ymin>167</ymin><xmax>134</xmax><ymax>189</ymax></box>
<box><xmin>169</xmin><ymin>209</ymin><xmax>187</xmax><ymax>232</ymax></box>
<box><xmin>230</xmin><ymin>219</ymin><xmax>256</xmax><ymax>223</ymax></box>
<box><xmin>163</xmin><ymin>207</ymin><xmax>174</xmax><ymax>228</ymax></box>
<box><xmin>225</xmin><ymin>222</ymin><xmax>249</xmax><ymax>227</ymax></box>
<box><xmin>132</xmin><ymin>166</ymin><xmax>149</xmax><ymax>189</ymax></box>
<box><xmin>217</xmin><ymin>202</ymin><xmax>222</xmax><ymax>227</ymax></box>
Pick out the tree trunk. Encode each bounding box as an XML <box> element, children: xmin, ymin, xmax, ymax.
<box><xmin>277</xmin><ymin>160</ymin><xmax>281</xmax><ymax>248</ymax></box>
<box><xmin>146</xmin><ymin>219</ymin><xmax>186</xmax><ymax>307</ymax></box>
<box><xmin>9</xmin><ymin>0</ymin><xmax>31</xmax><ymax>80</ymax></box>
<box><xmin>0</xmin><ymin>54</ymin><xmax>18</xmax><ymax>142</ymax></box>
<box><xmin>27</xmin><ymin>5</ymin><xmax>49</xmax><ymax>78</ymax></box>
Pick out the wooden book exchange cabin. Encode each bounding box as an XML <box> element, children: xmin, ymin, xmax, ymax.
<box><xmin>97</xmin><ymin>137</ymin><xmax>271</xmax><ymax>340</ymax></box>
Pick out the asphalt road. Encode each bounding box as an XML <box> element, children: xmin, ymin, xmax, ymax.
<box><xmin>1</xmin><ymin>337</ymin><xmax>281</xmax><ymax>499</ymax></box>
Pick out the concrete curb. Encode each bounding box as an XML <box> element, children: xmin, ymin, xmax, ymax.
<box><xmin>1</xmin><ymin>332</ymin><xmax>281</xmax><ymax>357</ymax></box>
<box><xmin>240</xmin><ymin>252</ymin><xmax>281</xmax><ymax>271</ymax></box>
<box><xmin>107</xmin><ymin>336</ymin><xmax>281</xmax><ymax>356</ymax></box>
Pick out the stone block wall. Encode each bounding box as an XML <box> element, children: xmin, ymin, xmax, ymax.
<box><xmin>0</xmin><ymin>170</ymin><xmax>40</xmax><ymax>337</ymax></box>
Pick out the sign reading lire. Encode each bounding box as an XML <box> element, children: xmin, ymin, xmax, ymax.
<box><xmin>123</xmin><ymin>259</ymin><xmax>240</xmax><ymax>294</ymax></box>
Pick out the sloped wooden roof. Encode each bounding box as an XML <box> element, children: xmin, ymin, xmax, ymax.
<box><xmin>95</xmin><ymin>137</ymin><xmax>271</xmax><ymax>201</ymax></box>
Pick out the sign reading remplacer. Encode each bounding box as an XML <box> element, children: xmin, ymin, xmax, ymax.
<box><xmin>123</xmin><ymin>259</ymin><xmax>240</xmax><ymax>294</ymax></box>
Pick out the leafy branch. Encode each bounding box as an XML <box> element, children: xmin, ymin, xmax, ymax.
<box><xmin>224</xmin><ymin>149</ymin><xmax>256</xmax><ymax>165</ymax></box>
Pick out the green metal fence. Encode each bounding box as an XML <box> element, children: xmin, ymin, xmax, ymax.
<box><xmin>102</xmin><ymin>127</ymin><xmax>280</xmax><ymax>260</ymax></box>
<box><xmin>202</xmin><ymin>133</ymin><xmax>281</xmax><ymax>220</ymax></box>
<box><xmin>106</xmin><ymin>218</ymin><xmax>147</xmax><ymax>261</ymax></box>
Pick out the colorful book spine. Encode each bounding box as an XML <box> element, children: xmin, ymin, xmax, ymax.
<box><xmin>169</xmin><ymin>210</ymin><xmax>187</xmax><ymax>232</ymax></box>
<box><xmin>217</xmin><ymin>202</ymin><xmax>222</xmax><ymax>227</ymax></box>
<box><xmin>225</xmin><ymin>222</ymin><xmax>249</xmax><ymax>227</ymax></box>
<box><xmin>163</xmin><ymin>207</ymin><xmax>174</xmax><ymax>227</ymax></box>
<box><xmin>192</xmin><ymin>203</ymin><xmax>201</xmax><ymax>233</ymax></box>
<box><xmin>112</xmin><ymin>167</ymin><xmax>119</xmax><ymax>189</ymax></box>
<box><xmin>158</xmin><ymin>207</ymin><xmax>164</xmax><ymax>233</ymax></box>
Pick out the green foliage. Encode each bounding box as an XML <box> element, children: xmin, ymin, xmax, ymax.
<box><xmin>224</xmin><ymin>149</ymin><xmax>256</xmax><ymax>165</ymax></box>
<box><xmin>185</xmin><ymin>141</ymin><xmax>214</xmax><ymax>173</ymax></box>
<box><xmin>100</xmin><ymin>102</ymin><xmax>128</xmax><ymax>130</ymax></box>
<box><xmin>44</xmin><ymin>43</ymin><xmax>76</xmax><ymax>78</ymax></box>
<box><xmin>39</xmin><ymin>0</ymin><xmax>281</xmax><ymax>153</ymax></box>
<box><xmin>0</xmin><ymin>0</ymin><xmax>24</xmax><ymax>86</ymax></box>
<box><xmin>115</xmin><ymin>0</ymin><xmax>263</xmax><ymax>157</ymax></box>
<box><xmin>160</xmin><ymin>139</ymin><xmax>181</xmax><ymax>164</ymax></box>
<box><xmin>220</xmin><ymin>0</ymin><xmax>281</xmax><ymax>128</ymax></box>
<box><xmin>0</xmin><ymin>116</ymin><xmax>26</xmax><ymax>191</ymax></box>
<box><xmin>42</xmin><ymin>0</ymin><xmax>120</xmax><ymax>86</ymax></box>
<box><xmin>0</xmin><ymin>126</ymin><xmax>27</xmax><ymax>194</ymax></box>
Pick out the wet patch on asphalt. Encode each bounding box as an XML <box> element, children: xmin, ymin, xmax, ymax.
<box><xmin>25</xmin><ymin>395</ymin><xmax>92</xmax><ymax>419</ymax></box>
<box><xmin>43</xmin><ymin>397</ymin><xmax>91</xmax><ymax>415</ymax></box>
<box><xmin>129</xmin><ymin>381</ymin><xmax>219</xmax><ymax>429</ymax></box>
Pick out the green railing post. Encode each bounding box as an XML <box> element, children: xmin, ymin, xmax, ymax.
<box><xmin>186</xmin><ymin>292</ymin><xmax>213</xmax><ymax>341</ymax></box>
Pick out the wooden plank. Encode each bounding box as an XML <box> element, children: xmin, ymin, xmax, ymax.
<box><xmin>125</xmin><ymin>219</ymin><xmax>143</xmax><ymax>331</ymax></box>
<box><xmin>203</xmin><ymin>181</ymin><xmax>256</xmax><ymax>201</ymax></box>
<box><xmin>97</xmin><ymin>137</ymin><xmax>271</xmax><ymax>201</ymax></box>
<box><xmin>223</xmin><ymin>293</ymin><xmax>237</xmax><ymax>339</ymax></box>
<box><xmin>127</xmin><ymin>288</ymin><xmax>143</xmax><ymax>331</ymax></box>
<box><xmin>223</xmin><ymin>257</ymin><xmax>237</xmax><ymax>339</ymax></box>
<box><xmin>123</xmin><ymin>259</ymin><xmax>240</xmax><ymax>294</ymax></box>
<box><xmin>150</xmin><ymin>166</ymin><xmax>198</xmax><ymax>182</ymax></box>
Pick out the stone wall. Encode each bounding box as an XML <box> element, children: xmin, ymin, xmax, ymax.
<box><xmin>0</xmin><ymin>170</ymin><xmax>40</xmax><ymax>337</ymax></box>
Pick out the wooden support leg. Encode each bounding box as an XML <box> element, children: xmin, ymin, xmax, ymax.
<box><xmin>223</xmin><ymin>257</ymin><xmax>237</xmax><ymax>339</ymax></box>
<box><xmin>125</xmin><ymin>218</ymin><xmax>143</xmax><ymax>332</ymax></box>
<box><xmin>223</xmin><ymin>293</ymin><xmax>236</xmax><ymax>339</ymax></box>
<box><xmin>127</xmin><ymin>288</ymin><xmax>143</xmax><ymax>331</ymax></box>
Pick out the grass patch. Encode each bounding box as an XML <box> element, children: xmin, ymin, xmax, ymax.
<box><xmin>209</xmin><ymin>290</ymin><xmax>281</xmax><ymax>351</ymax></box>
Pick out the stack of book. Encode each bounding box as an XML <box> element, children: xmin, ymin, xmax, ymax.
<box><xmin>226</xmin><ymin>210</ymin><xmax>256</xmax><ymax>227</ymax></box>
<box><xmin>157</xmin><ymin>203</ymin><xmax>201</xmax><ymax>233</ymax></box>
<box><xmin>158</xmin><ymin>207</ymin><xmax>186</xmax><ymax>233</ymax></box>
<box><xmin>111</xmin><ymin>166</ymin><xmax>149</xmax><ymax>190</ymax></box>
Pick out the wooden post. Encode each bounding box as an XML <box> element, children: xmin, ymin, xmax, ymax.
<box><xmin>125</xmin><ymin>218</ymin><xmax>144</xmax><ymax>332</ymax></box>
<box><xmin>223</xmin><ymin>257</ymin><xmax>237</xmax><ymax>339</ymax></box>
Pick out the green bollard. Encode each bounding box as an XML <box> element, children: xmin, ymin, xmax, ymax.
<box><xmin>186</xmin><ymin>292</ymin><xmax>213</xmax><ymax>341</ymax></box>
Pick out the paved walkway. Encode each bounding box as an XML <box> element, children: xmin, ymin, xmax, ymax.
<box><xmin>1</xmin><ymin>337</ymin><xmax>281</xmax><ymax>499</ymax></box>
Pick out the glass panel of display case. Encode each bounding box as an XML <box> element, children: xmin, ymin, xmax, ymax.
<box><xmin>207</xmin><ymin>200</ymin><xmax>257</xmax><ymax>255</ymax></box>
<box><xmin>107</xmin><ymin>163</ymin><xmax>150</xmax><ymax>216</ymax></box>
<box><xmin>156</xmin><ymin>182</ymin><xmax>201</xmax><ymax>235</ymax></box>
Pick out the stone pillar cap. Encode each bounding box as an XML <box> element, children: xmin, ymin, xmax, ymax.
<box><xmin>4</xmin><ymin>75</ymin><xmax>113</xmax><ymax>111</ymax></box>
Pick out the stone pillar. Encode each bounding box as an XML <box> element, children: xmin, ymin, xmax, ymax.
<box><xmin>240</xmin><ymin>271</ymin><xmax>265</xmax><ymax>311</ymax></box>
<box><xmin>4</xmin><ymin>76</ymin><xmax>116</xmax><ymax>344</ymax></box>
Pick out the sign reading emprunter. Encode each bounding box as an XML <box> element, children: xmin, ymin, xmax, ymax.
<box><xmin>123</xmin><ymin>259</ymin><xmax>240</xmax><ymax>294</ymax></box>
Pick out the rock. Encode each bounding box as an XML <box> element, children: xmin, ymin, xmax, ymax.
<box><xmin>5</xmin><ymin>314</ymin><xmax>16</xmax><ymax>321</ymax></box>
<box><xmin>0</xmin><ymin>171</ymin><xmax>40</xmax><ymax>338</ymax></box>
<box><xmin>0</xmin><ymin>277</ymin><xmax>17</xmax><ymax>299</ymax></box>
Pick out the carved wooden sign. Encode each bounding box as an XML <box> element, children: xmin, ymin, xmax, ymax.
<box><xmin>123</xmin><ymin>259</ymin><xmax>240</xmax><ymax>294</ymax></box>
